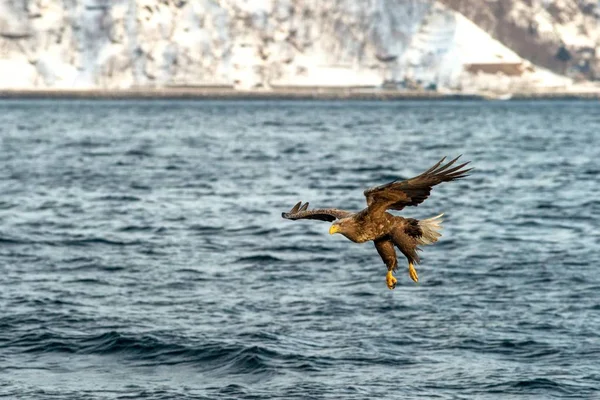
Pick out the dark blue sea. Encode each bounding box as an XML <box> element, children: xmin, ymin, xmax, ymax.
<box><xmin>1</xmin><ymin>99</ymin><xmax>599</xmax><ymax>399</ymax></box>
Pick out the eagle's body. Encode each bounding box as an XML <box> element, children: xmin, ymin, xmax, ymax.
<box><xmin>282</xmin><ymin>156</ymin><xmax>471</xmax><ymax>289</ymax></box>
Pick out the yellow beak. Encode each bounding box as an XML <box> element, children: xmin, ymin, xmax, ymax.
<box><xmin>329</xmin><ymin>225</ymin><xmax>339</xmax><ymax>235</ymax></box>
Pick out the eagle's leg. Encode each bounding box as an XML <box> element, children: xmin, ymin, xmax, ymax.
<box><xmin>375</xmin><ymin>238</ymin><xmax>398</xmax><ymax>290</ymax></box>
<box><xmin>390</xmin><ymin>226</ymin><xmax>420</xmax><ymax>284</ymax></box>
<box><xmin>408</xmin><ymin>261</ymin><xmax>419</xmax><ymax>283</ymax></box>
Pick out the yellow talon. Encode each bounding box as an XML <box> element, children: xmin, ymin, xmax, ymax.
<box><xmin>386</xmin><ymin>270</ymin><xmax>397</xmax><ymax>290</ymax></box>
<box><xmin>408</xmin><ymin>262</ymin><xmax>419</xmax><ymax>283</ymax></box>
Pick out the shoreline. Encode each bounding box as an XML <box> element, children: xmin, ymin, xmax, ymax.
<box><xmin>1</xmin><ymin>87</ymin><xmax>600</xmax><ymax>100</ymax></box>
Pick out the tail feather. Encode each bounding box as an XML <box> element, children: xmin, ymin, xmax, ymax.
<box><xmin>417</xmin><ymin>213</ymin><xmax>444</xmax><ymax>245</ymax></box>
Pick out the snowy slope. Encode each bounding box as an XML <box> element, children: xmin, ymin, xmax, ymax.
<box><xmin>0</xmin><ymin>0</ymin><xmax>593</xmax><ymax>91</ymax></box>
<box><xmin>441</xmin><ymin>0</ymin><xmax>600</xmax><ymax>81</ymax></box>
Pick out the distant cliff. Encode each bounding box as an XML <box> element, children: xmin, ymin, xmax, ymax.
<box><xmin>440</xmin><ymin>0</ymin><xmax>600</xmax><ymax>80</ymax></box>
<box><xmin>0</xmin><ymin>0</ymin><xmax>598</xmax><ymax>92</ymax></box>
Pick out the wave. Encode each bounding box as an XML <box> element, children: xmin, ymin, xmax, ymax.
<box><xmin>189</xmin><ymin>224</ymin><xmax>223</xmax><ymax>233</ymax></box>
<box><xmin>64</xmin><ymin>277</ymin><xmax>111</xmax><ymax>285</ymax></box>
<box><xmin>117</xmin><ymin>225</ymin><xmax>154</xmax><ymax>232</ymax></box>
<box><xmin>3</xmin><ymin>328</ymin><xmax>409</xmax><ymax>373</ymax></box>
<box><xmin>225</xmin><ymin>225</ymin><xmax>279</xmax><ymax>235</ymax></box>
<box><xmin>0</xmin><ymin>235</ymin><xmax>29</xmax><ymax>244</ymax></box>
<box><xmin>235</xmin><ymin>254</ymin><xmax>283</xmax><ymax>263</ymax></box>
<box><xmin>282</xmin><ymin>145</ymin><xmax>309</xmax><ymax>155</ymax></box>
<box><xmin>0</xmin><ymin>201</ymin><xmax>17</xmax><ymax>210</ymax></box>
<box><xmin>483</xmin><ymin>378</ymin><xmax>583</xmax><ymax>395</ymax></box>
<box><xmin>451</xmin><ymin>338</ymin><xmax>562</xmax><ymax>359</ymax></box>
<box><xmin>95</xmin><ymin>195</ymin><xmax>141</xmax><ymax>202</ymax></box>
<box><xmin>58</xmin><ymin>238</ymin><xmax>142</xmax><ymax>247</ymax></box>
<box><xmin>64</xmin><ymin>261</ymin><xmax>125</xmax><ymax>272</ymax></box>
<box><xmin>125</xmin><ymin>149</ymin><xmax>153</xmax><ymax>157</ymax></box>
<box><xmin>261</xmin><ymin>120</ymin><xmax>284</xmax><ymax>127</ymax></box>
<box><xmin>0</xmin><ymin>330</ymin><xmax>312</xmax><ymax>374</ymax></box>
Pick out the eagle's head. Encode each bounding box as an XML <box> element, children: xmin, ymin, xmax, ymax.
<box><xmin>329</xmin><ymin>218</ymin><xmax>359</xmax><ymax>241</ymax></box>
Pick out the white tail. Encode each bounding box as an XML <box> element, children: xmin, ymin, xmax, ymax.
<box><xmin>417</xmin><ymin>213</ymin><xmax>444</xmax><ymax>245</ymax></box>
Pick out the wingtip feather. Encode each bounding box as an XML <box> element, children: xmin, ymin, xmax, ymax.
<box><xmin>422</xmin><ymin>156</ymin><xmax>447</xmax><ymax>175</ymax></box>
<box><xmin>432</xmin><ymin>155</ymin><xmax>463</xmax><ymax>174</ymax></box>
<box><xmin>290</xmin><ymin>201</ymin><xmax>302</xmax><ymax>213</ymax></box>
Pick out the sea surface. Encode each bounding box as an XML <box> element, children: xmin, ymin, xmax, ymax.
<box><xmin>0</xmin><ymin>99</ymin><xmax>599</xmax><ymax>399</ymax></box>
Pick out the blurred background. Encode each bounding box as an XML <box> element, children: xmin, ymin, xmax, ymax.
<box><xmin>1</xmin><ymin>0</ymin><xmax>600</xmax><ymax>96</ymax></box>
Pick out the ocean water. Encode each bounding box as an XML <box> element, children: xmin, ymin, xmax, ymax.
<box><xmin>0</xmin><ymin>99</ymin><xmax>599</xmax><ymax>399</ymax></box>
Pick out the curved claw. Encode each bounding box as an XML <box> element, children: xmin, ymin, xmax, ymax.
<box><xmin>386</xmin><ymin>271</ymin><xmax>397</xmax><ymax>290</ymax></box>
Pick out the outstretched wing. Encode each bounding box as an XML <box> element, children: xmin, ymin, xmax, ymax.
<box><xmin>281</xmin><ymin>202</ymin><xmax>353</xmax><ymax>222</ymax></box>
<box><xmin>364</xmin><ymin>155</ymin><xmax>471</xmax><ymax>213</ymax></box>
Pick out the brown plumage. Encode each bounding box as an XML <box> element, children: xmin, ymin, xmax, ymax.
<box><xmin>281</xmin><ymin>156</ymin><xmax>471</xmax><ymax>290</ymax></box>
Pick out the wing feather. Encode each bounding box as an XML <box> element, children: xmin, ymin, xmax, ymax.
<box><xmin>281</xmin><ymin>202</ymin><xmax>353</xmax><ymax>222</ymax></box>
<box><xmin>364</xmin><ymin>156</ymin><xmax>471</xmax><ymax>212</ymax></box>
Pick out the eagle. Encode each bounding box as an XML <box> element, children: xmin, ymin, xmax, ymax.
<box><xmin>281</xmin><ymin>156</ymin><xmax>471</xmax><ymax>290</ymax></box>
